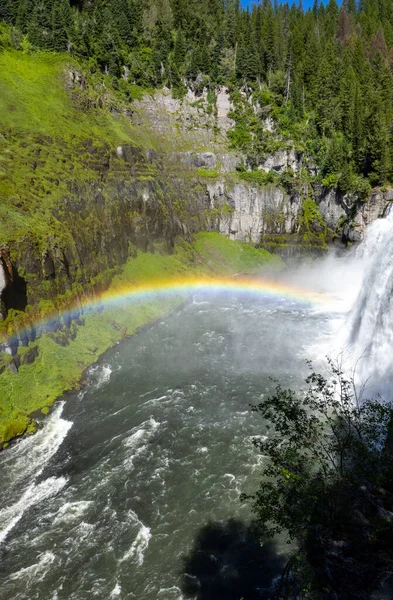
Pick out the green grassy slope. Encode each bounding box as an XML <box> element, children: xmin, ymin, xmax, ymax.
<box><xmin>0</xmin><ymin>233</ymin><xmax>281</xmax><ymax>447</ymax></box>
<box><xmin>0</xmin><ymin>50</ymin><xmax>160</xmax><ymax>243</ymax></box>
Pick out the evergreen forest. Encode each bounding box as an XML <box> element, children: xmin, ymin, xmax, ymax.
<box><xmin>2</xmin><ymin>0</ymin><xmax>393</xmax><ymax>195</ymax></box>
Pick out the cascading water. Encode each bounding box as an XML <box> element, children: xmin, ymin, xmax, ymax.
<box><xmin>346</xmin><ymin>206</ymin><xmax>393</xmax><ymax>395</ymax></box>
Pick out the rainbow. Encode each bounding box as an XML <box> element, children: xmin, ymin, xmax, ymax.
<box><xmin>5</xmin><ymin>275</ymin><xmax>332</xmax><ymax>344</ymax></box>
<box><xmin>97</xmin><ymin>275</ymin><xmax>326</xmax><ymax>306</ymax></box>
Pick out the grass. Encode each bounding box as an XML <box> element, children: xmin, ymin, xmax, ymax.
<box><xmin>197</xmin><ymin>168</ymin><xmax>220</xmax><ymax>178</ymax></box>
<box><xmin>0</xmin><ymin>232</ymin><xmax>282</xmax><ymax>446</ymax></box>
<box><xmin>237</xmin><ymin>170</ymin><xmax>277</xmax><ymax>186</ymax></box>
<box><xmin>0</xmin><ymin>51</ymin><xmax>135</xmax><ymax>142</ymax></box>
<box><xmin>193</xmin><ymin>232</ymin><xmax>281</xmax><ymax>274</ymax></box>
<box><xmin>0</xmin><ymin>50</ymin><xmax>162</xmax><ymax>244</ymax></box>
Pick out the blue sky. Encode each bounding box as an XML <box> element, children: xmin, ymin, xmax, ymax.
<box><xmin>242</xmin><ymin>0</ymin><xmax>336</xmax><ymax>11</ymax></box>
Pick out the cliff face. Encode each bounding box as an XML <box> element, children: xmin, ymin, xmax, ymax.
<box><xmin>0</xmin><ymin>146</ymin><xmax>216</xmax><ymax>315</ymax></box>
<box><xmin>2</xmin><ymin>142</ymin><xmax>391</xmax><ymax>333</ymax></box>
<box><xmin>1</xmin><ymin>51</ymin><xmax>391</xmax><ymax>341</ymax></box>
<box><xmin>207</xmin><ymin>181</ymin><xmax>300</xmax><ymax>242</ymax></box>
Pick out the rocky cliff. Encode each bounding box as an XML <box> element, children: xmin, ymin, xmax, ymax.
<box><xmin>1</xmin><ymin>50</ymin><xmax>391</xmax><ymax>347</ymax></box>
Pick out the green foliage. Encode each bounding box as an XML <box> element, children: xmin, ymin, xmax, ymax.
<box><xmin>227</xmin><ymin>123</ymin><xmax>252</xmax><ymax>150</ymax></box>
<box><xmin>322</xmin><ymin>173</ymin><xmax>339</xmax><ymax>188</ymax></box>
<box><xmin>243</xmin><ymin>358</ymin><xmax>393</xmax><ymax>598</ymax></box>
<box><xmin>0</xmin><ymin>50</ymin><xmax>161</xmax><ymax>244</ymax></box>
<box><xmin>299</xmin><ymin>198</ymin><xmax>329</xmax><ymax>247</ymax></box>
<box><xmin>237</xmin><ymin>170</ymin><xmax>276</xmax><ymax>186</ymax></box>
<box><xmin>193</xmin><ymin>232</ymin><xmax>283</xmax><ymax>275</ymax></box>
<box><xmin>196</xmin><ymin>168</ymin><xmax>219</xmax><ymax>178</ymax></box>
<box><xmin>0</xmin><ymin>0</ymin><xmax>392</xmax><ymax>190</ymax></box>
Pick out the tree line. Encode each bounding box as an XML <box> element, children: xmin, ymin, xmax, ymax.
<box><xmin>2</xmin><ymin>0</ymin><xmax>393</xmax><ymax>190</ymax></box>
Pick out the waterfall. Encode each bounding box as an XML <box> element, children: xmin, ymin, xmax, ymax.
<box><xmin>347</xmin><ymin>205</ymin><xmax>393</xmax><ymax>395</ymax></box>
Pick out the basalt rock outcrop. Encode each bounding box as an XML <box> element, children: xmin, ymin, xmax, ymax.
<box><xmin>0</xmin><ymin>144</ymin><xmax>218</xmax><ymax>325</ymax></box>
<box><xmin>3</xmin><ymin>141</ymin><xmax>391</xmax><ymax>338</ymax></box>
<box><xmin>343</xmin><ymin>188</ymin><xmax>393</xmax><ymax>242</ymax></box>
<box><xmin>207</xmin><ymin>181</ymin><xmax>300</xmax><ymax>242</ymax></box>
<box><xmin>1</xmin><ymin>68</ymin><xmax>391</xmax><ymax>350</ymax></box>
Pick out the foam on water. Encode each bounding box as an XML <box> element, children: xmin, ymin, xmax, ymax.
<box><xmin>0</xmin><ymin>403</ymin><xmax>72</xmax><ymax>545</ymax></box>
<box><xmin>110</xmin><ymin>583</ymin><xmax>122</xmax><ymax>598</ymax></box>
<box><xmin>122</xmin><ymin>417</ymin><xmax>161</xmax><ymax>469</ymax></box>
<box><xmin>52</xmin><ymin>501</ymin><xmax>93</xmax><ymax>526</ymax></box>
<box><xmin>0</xmin><ymin>402</ymin><xmax>72</xmax><ymax>491</ymax></box>
<box><xmin>120</xmin><ymin>524</ymin><xmax>152</xmax><ymax>566</ymax></box>
<box><xmin>0</xmin><ymin>476</ymin><xmax>67</xmax><ymax>545</ymax></box>
<box><xmin>157</xmin><ymin>586</ymin><xmax>184</xmax><ymax>599</ymax></box>
<box><xmin>7</xmin><ymin>551</ymin><xmax>56</xmax><ymax>583</ymax></box>
<box><xmin>88</xmin><ymin>363</ymin><xmax>113</xmax><ymax>388</ymax></box>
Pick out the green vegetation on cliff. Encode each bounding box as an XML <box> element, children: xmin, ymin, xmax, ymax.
<box><xmin>0</xmin><ymin>48</ymin><xmax>237</xmax><ymax>324</ymax></box>
<box><xmin>2</xmin><ymin>0</ymin><xmax>393</xmax><ymax>192</ymax></box>
<box><xmin>0</xmin><ymin>50</ymin><xmax>158</xmax><ymax>245</ymax></box>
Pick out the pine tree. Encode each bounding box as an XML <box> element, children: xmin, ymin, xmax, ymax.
<box><xmin>290</xmin><ymin>76</ymin><xmax>304</xmax><ymax>119</ymax></box>
<box><xmin>370</xmin><ymin>26</ymin><xmax>388</xmax><ymax>58</ymax></box>
<box><xmin>352</xmin><ymin>81</ymin><xmax>364</xmax><ymax>170</ymax></box>
<box><xmin>111</xmin><ymin>0</ymin><xmax>132</xmax><ymax>43</ymax></box>
<box><xmin>315</xmin><ymin>42</ymin><xmax>341</xmax><ymax>135</ymax></box>
<box><xmin>0</xmin><ymin>0</ymin><xmax>14</xmax><ymax>24</ymax></box>
<box><xmin>173</xmin><ymin>28</ymin><xmax>186</xmax><ymax>69</ymax></box>
<box><xmin>211</xmin><ymin>30</ymin><xmax>224</xmax><ymax>82</ymax></box>
<box><xmin>340</xmin><ymin>61</ymin><xmax>357</xmax><ymax>136</ymax></box>
<box><xmin>51</xmin><ymin>0</ymin><xmax>69</xmax><ymax>52</ymax></box>
<box><xmin>28</xmin><ymin>1</ymin><xmax>53</xmax><ymax>49</ymax></box>
<box><xmin>343</xmin><ymin>0</ymin><xmax>356</xmax><ymax>17</ymax></box>
<box><xmin>324</xmin><ymin>0</ymin><xmax>340</xmax><ymax>38</ymax></box>
<box><xmin>16</xmin><ymin>0</ymin><xmax>33</xmax><ymax>33</ymax></box>
<box><xmin>336</xmin><ymin>5</ymin><xmax>353</xmax><ymax>45</ymax></box>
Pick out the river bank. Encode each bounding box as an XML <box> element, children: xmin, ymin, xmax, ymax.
<box><xmin>0</xmin><ymin>232</ymin><xmax>281</xmax><ymax>448</ymax></box>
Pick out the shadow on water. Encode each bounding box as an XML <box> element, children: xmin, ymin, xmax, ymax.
<box><xmin>180</xmin><ymin>519</ymin><xmax>286</xmax><ymax>600</ymax></box>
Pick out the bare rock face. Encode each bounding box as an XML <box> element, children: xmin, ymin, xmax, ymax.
<box><xmin>178</xmin><ymin>150</ymin><xmax>239</xmax><ymax>173</ymax></box>
<box><xmin>0</xmin><ymin>255</ymin><xmax>7</xmax><ymax>320</ymax></box>
<box><xmin>260</xmin><ymin>149</ymin><xmax>302</xmax><ymax>174</ymax></box>
<box><xmin>0</xmin><ymin>246</ymin><xmax>27</xmax><ymax>319</ymax></box>
<box><xmin>132</xmin><ymin>87</ymin><xmax>234</xmax><ymax>147</ymax></box>
<box><xmin>216</xmin><ymin>88</ymin><xmax>234</xmax><ymax>134</ymax></box>
<box><xmin>207</xmin><ymin>182</ymin><xmax>301</xmax><ymax>243</ymax></box>
<box><xmin>186</xmin><ymin>151</ymin><xmax>217</xmax><ymax>169</ymax></box>
<box><xmin>68</xmin><ymin>68</ymin><xmax>87</xmax><ymax>90</ymax></box>
<box><xmin>317</xmin><ymin>188</ymin><xmax>347</xmax><ymax>230</ymax></box>
<box><xmin>345</xmin><ymin>190</ymin><xmax>393</xmax><ymax>242</ymax></box>
<box><xmin>20</xmin><ymin>346</ymin><xmax>39</xmax><ymax>366</ymax></box>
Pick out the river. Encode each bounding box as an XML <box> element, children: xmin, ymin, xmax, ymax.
<box><xmin>12</xmin><ymin>198</ymin><xmax>393</xmax><ymax>600</ymax></box>
<box><xmin>4</xmin><ymin>210</ymin><xmax>390</xmax><ymax>600</ymax></box>
<box><xmin>0</xmin><ymin>284</ymin><xmax>341</xmax><ymax>599</ymax></box>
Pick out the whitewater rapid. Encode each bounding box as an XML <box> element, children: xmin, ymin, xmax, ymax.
<box><xmin>0</xmin><ymin>403</ymin><xmax>72</xmax><ymax>546</ymax></box>
<box><xmin>0</xmin><ymin>289</ymin><xmax>340</xmax><ymax>599</ymax></box>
